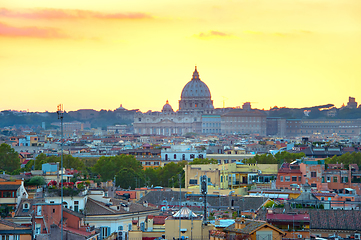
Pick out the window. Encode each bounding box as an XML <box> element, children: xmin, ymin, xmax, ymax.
<box><xmin>182</xmin><ymin>154</ymin><xmax>185</xmax><ymax>160</ymax></box>
<box><xmin>333</xmin><ymin>176</ymin><xmax>338</xmax><ymax>183</ymax></box>
<box><xmin>101</xmin><ymin>226</ymin><xmax>110</xmax><ymax>239</ymax></box>
<box><xmin>74</xmin><ymin>201</ymin><xmax>79</xmax><ymax>212</ymax></box>
<box><xmin>118</xmin><ymin>225</ymin><xmax>123</xmax><ymax>231</ymax></box>
<box><xmin>298</xmin><ymin>176</ymin><xmax>301</xmax><ymax>182</ymax></box>
<box><xmin>3</xmin><ymin>191</ymin><xmax>11</xmax><ymax>198</ymax></box>
<box><xmin>322</xmin><ymin>176</ymin><xmax>325</xmax><ymax>183</ymax></box>
<box><xmin>53</xmin><ymin>208</ymin><xmax>55</xmax><ymax>213</ymax></box>
<box><xmin>190</xmin><ymin>154</ymin><xmax>195</xmax><ymax>159</ymax></box>
<box><xmin>285</xmin><ymin>176</ymin><xmax>290</xmax><ymax>182</ymax></box>
<box><xmin>292</xmin><ymin>176</ymin><xmax>297</xmax><ymax>182</ymax></box>
<box><xmin>174</xmin><ymin>154</ymin><xmax>177</xmax><ymax>159</ymax></box>
<box><xmin>327</xmin><ymin>176</ymin><xmax>331</xmax><ymax>182</ymax></box>
<box><xmin>311</xmin><ymin>172</ymin><xmax>316</xmax><ymax>178</ymax></box>
<box><xmin>311</xmin><ymin>183</ymin><xmax>317</xmax><ymax>188</ymax></box>
<box><xmin>189</xmin><ymin>179</ymin><xmax>197</xmax><ymax>184</ymax></box>
<box><xmin>280</xmin><ymin>176</ymin><xmax>283</xmax><ymax>182</ymax></box>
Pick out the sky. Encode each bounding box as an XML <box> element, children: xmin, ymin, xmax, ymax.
<box><xmin>1</xmin><ymin>0</ymin><xmax>360</xmax><ymax>113</ymax></box>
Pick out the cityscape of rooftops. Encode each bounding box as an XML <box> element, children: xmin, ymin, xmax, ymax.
<box><xmin>1</xmin><ymin>0</ymin><xmax>361</xmax><ymax>239</ymax></box>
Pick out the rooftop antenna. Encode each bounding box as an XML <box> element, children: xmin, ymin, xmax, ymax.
<box><xmin>222</xmin><ymin>96</ymin><xmax>228</xmax><ymax>109</ymax></box>
<box><xmin>179</xmin><ymin>173</ymin><xmax>182</xmax><ymax>240</ymax></box>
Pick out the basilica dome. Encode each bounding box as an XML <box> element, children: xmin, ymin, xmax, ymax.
<box><xmin>178</xmin><ymin>67</ymin><xmax>214</xmax><ymax>113</ymax></box>
<box><xmin>181</xmin><ymin>67</ymin><xmax>211</xmax><ymax>98</ymax></box>
<box><xmin>162</xmin><ymin>100</ymin><xmax>174</xmax><ymax>113</ymax></box>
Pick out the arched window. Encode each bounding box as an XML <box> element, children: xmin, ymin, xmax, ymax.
<box><xmin>182</xmin><ymin>154</ymin><xmax>185</xmax><ymax>160</ymax></box>
<box><xmin>23</xmin><ymin>203</ymin><xmax>29</xmax><ymax>210</ymax></box>
<box><xmin>165</xmin><ymin>154</ymin><xmax>168</xmax><ymax>161</ymax></box>
<box><xmin>174</xmin><ymin>154</ymin><xmax>177</xmax><ymax>160</ymax></box>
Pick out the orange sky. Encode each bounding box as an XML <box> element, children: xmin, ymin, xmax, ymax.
<box><xmin>1</xmin><ymin>0</ymin><xmax>360</xmax><ymax>112</ymax></box>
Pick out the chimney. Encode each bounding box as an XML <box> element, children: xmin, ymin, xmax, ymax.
<box><xmin>236</xmin><ymin>218</ymin><xmax>246</xmax><ymax>229</ymax></box>
<box><xmin>132</xmin><ymin>220</ymin><xmax>138</xmax><ymax>230</ymax></box>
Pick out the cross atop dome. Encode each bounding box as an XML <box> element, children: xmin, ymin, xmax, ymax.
<box><xmin>192</xmin><ymin>66</ymin><xmax>199</xmax><ymax>80</ymax></box>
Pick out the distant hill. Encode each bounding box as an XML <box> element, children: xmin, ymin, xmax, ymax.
<box><xmin>0</xmin><ymin>109</ymin><xmax>135</xmax><ymax>129</ymax></box>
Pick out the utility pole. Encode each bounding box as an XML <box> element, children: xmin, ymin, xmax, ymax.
<box><xmin>179</xmin><ymin>173</ymin><xmax>181</xmax><ymax>240</ymax></box>
<box><xmin>201</xmin><ymin>175</ymin><xmax>208</xmax><ymax>223</ymax></box>
<box><xmin>57</xmin><ymin>104</ymin><xmax>64</xmax><ymax>240</ymax></box>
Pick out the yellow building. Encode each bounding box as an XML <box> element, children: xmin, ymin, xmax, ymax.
<box><xmin>129</xmin><ymin>207</ymin><xmax>216</xmax><ymax>240</ymax></box>
<box><xmin>165</xmin><ymin>207</ymin><xmax>216</xmax><ymax>240</ymax></box>
<box><xmin>185</xmin><ymin>163</ymin><xmax>278</xmax><ymax>190</ymax></box>
<box><xmin>210</xmin><ymin>217</ymin><xmax>284</xmax><ymax>240</ymax></box>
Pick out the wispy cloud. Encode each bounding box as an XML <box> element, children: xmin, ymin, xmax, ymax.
<box><xmin>196</xmin><ymin>30</ymin><xmax>232</xmax><ymax>39</ymax></box>
<box><xmin>0</xmin><ymin>21</ymin><xmax>67</xmax><ymax>38</ymax></box>
<box><xmin>0</xmin><ymin>8</ymin><xmax>152</xmax><ymax>20</ymax></box>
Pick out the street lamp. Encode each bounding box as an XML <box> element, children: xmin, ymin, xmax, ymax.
<box><xmin>57</xmin><ymin>104</ymin><xmax>64</xmax><ymax>240</ymax></box>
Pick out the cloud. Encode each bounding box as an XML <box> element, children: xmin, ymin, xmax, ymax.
<box><xmin>196</xmin><ymin>30</ymin><xmax>232</xmax><ymax>39</ymax></box>
<box><xmin>0</xmin><ymin>21</ymin><xmax>67</xmax><ymax>38</ymax></box>
<box><xmin>0</xmin><ymin>8</ymin><xmax>152</xmax><ymax>20</ymax></box>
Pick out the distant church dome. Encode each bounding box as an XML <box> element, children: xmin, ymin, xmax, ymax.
<box><xmin>162</xmin><ymin>100</ymin><xmax>174</xmax><ymax>113</ymax></box>
<box><xmin>181</xmin><ymin>67</ymin><xmax>211</xmax><ymax>98</ymax></box>
<box><xmin>179</xmin><ymin>66</ymin><xmax>214</xmax><ymax>113</ymax></box>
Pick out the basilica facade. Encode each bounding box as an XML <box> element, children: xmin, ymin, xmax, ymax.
<box><xmin>133</xmin><ymin>67</ymin><xmax>214</xmax><ymax>135</ymax></box>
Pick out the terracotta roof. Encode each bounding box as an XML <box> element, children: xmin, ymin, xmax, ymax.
<box><xmin>63</xmin><ymin>207</ymin><xmax>85</xmax><ymax>219</ymax></box>
<box><xmin>15</xmin><ymin>198</ymin><xmax>45</xmax><ymax>217</ymax></box>
<box><xmin>0</xmin><ymin>219</ymin><xmax>31</xmax><ymax>229</ymax></box>
<box><xmin>267</xmin><ymin>213</ymin><xmax>310</xmax><ymax>222</ymax></box>
<box><xmin>153</xmin><ymin>215</ymin><xmax>167</xmax><ymax>225</ymax></box>
<box><xmin>309</xmin><ymin>209</ymin><xmax>361</xmax><ymax>231</ymax></box>
<box><xmin>225</xmin><ymin>219</ymin><xmax>284</xmax><ymax>235</ymax></box>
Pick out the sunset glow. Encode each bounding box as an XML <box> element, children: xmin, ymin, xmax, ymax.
<box><xmin>1</xmin><ymin>0</ymin><xmax>360</xmax><ymax>112</ymax></box>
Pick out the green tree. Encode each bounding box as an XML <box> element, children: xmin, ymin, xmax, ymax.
<box><xmin>115</xmin><ymin>168</ymin><xmax>144</xmax><ymax>189</ymax></box>
<box><xmin>25</xmin><ymin>176</ymin><xmax>46</xmax><ymax>186</ymax></box>
<box><xmin>24</xmin><ymin>153</ymin><xmax>85</xmax><ymax>172</ymax></box>
<box><xmin>92</xmin><ymin>155</ymin><xmax>142</xmax><ymax>182</ymax></box>
<box><xmin>144</xmin><ymin>167</ymin><xmax>160</xmax><ymax>186</ymax></box>
<box><xmin>189</xmin><ymin>158</ymin><xmax>218</xmax><ymax>165</ymax></box>
<box><xmin>0</xmin><ymin>143</ymin><xmax>20</xmax><ymax>172</ymax></box>
<box><xmin>0</xmin><ymin>205</ymin><xmax>12</xmax><ymax>218</ymax></box>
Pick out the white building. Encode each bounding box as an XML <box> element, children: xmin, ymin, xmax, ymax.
<box><xmin>161</xmin><ymin>144</ymin><xmax>206</xmax><ymax>161</ymax></box>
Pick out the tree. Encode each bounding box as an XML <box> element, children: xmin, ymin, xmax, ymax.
<box><xmin>243</xmin><ymin>152</ymin><xmax>305</xmax><ymax>164</ymax></box>
<box><xmin>25</xmin><ymin>176</ymin><xmax>46</xmax><ymax>186</ymax></box>
<box><xmin>24</xmin><ymin>153</ymin><xmax>85</xmax><ymax>172</ymax></box>
<box><xmin>92</xmin><ymin>155</ymin><xmax>143</xmax><ymax>182</ymax></box>
<box><xmin>0</xmin><ymin>143</ymin><xmax>20</xmax><ymax>172</ymax></box>
<box><xmin>0</xmin><ymin>205</ymin><xmax>12</xmax><ymax>218</ymax></box>
<box><xmin>115</xmin><ymin>168</ymin><xmax>144</xmax><ymax>189</ymax></box>
<box><xmin>189</xmin><ymin>158</ymin><xmax>218</xmax><ymax>165</ymax></box>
